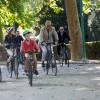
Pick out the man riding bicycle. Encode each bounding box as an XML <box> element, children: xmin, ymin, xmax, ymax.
<box><xmin>21</xmin><ymin>29</ymin><xmax>40</xmax><ymax>75</ymax></box>
<box><xmin>57</xmin><ymin>26</ymin><xmax>70</xmax><ymax>63</ymax></box>
<box><xmin>39</xmin><ymin>20</ymin><xmax>58</xmax><ymax>68</ymax></box>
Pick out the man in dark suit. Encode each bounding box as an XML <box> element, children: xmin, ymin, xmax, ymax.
<box><xmin>57</xmin><ymin>26</ymin><xmax>70</xmax><ymax>55</ymax></box>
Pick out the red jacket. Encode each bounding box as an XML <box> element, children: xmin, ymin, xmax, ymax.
<box><xmin>21</xmin><ymin>39</ymin><xmax>39</xmax><ymax>53</ymax></box>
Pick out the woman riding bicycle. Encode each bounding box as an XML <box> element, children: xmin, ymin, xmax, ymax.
<box><xmin>4</xmin><ymin>27</ymin><xmax>16</xmax><ymax>65</ymax></box>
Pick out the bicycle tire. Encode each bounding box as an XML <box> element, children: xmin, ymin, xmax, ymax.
<box><xmin>6</xmin><ymin>62</ymin><xmax>10</xmax><ymax>73</ymax></box>
<box><xmin>46</xmin><ymin>61</ymin><xmax>50</xmax><ymax>75</ymax></box>
<box><xmin>28</xmin><ymin>62</ymin><xmax>33</xmax><ymax>86</ymax></box>
<box><xmin>15</xmin><ymin>57</ymin><xmax>19</xmax><ymax>79</ymax></box>
<box><xmin>0</xmin><ymin>68</ymin><xmax>2</xmax><ymax>82</ymax></box>
<box><xmin>10</xmin><ymin>59</ymin><xmax>14</xmax><ymax>78</ymax></box>
<box><xmin>52</xmin><ymin>55</ymin><xmax>57</xmax><ymax>76</ymax></box>
<box><xmin>65</xmin><ymin>53</ymin><xmax>69</xmax><ymax>67</ymax></box>
<box><xmin>60</xmin><ymin>50</ymin><xmax>64</xmax><ymax>67</ymax></box>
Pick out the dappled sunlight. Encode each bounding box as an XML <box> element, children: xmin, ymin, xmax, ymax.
<box><xmin>95</xmin><ymin>66</ymin><xmax>100</xmax><ymax>70</ymax></box>
<box><xmin>97</xmin><ymin>83</ymin><xmax>100</xmax><ymax>86</ymax></box>
<box><xmin>79</xmin><ymin>71</ymin><xmax>89</xmax><ymax>74</ymax></box>
<box><xmin>91</xmin><ymin>77</ymin><xmax>100</xmax><ymax>81</ymax></box>
<box><xmin>86</xmin><ymin>68</ymin><xmax>94</xmax><ymax>71</ymax></box>
<box><xmin>75</xmin><ymin>87</ymin><xmax>89</xmax><ymax>91</ymax></box>
<box><xmin>84</xmin><ymin>64</ymin><xmax>100</xmax><ymax>72</ymax></box>
<box><xmin>0</xmin><ymin>65</ymin><xmax>6</xmax><ymax>68</ymax></box>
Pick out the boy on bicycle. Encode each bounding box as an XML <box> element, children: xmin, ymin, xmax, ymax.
<box><xmin>21</xmin><ymin>29</ymin><xmax>40</xmax><ymax>75</ymax></box>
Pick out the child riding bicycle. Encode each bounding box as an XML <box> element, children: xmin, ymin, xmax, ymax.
<box><xmin>21</xmin><ymin>29</ymin><xmax>40</xmax><ymax>75</ymax></box>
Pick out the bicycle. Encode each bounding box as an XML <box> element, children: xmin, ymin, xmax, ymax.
<box><xmin>42</xmin><ymin>42</ymin><xmax>57</xmax><ymax>76</ymax></box>
<box><xmin>58</xmin><ymin>43</ymin><xmax>69</xmax><ymax>67</ymax></box>
<box><xmin>24</xmin><ymin>51</ymin><xmax>35</xmax><ymax>86</ymax></box>
<box><xmin>7</xmin><ymin>48</ymin><xmax>19</xmax><ymax>79</ymax></box>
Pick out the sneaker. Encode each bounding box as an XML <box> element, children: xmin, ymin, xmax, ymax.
<box><xmin>34</xmin><ymin>70</ymin><xmax>39</xmax><ymax>75</ymax></box>
<box><xmin>42</xmin><ymin>62</ymin><xmax>45</xmax><ymax>68</ymax></box>
<box><xmin>26</xmin><ymin>72</ymin><xmax>29</xmax><ymax>76</ymax></box>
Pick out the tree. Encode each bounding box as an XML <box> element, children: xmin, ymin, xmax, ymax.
<box><xmin>65</xmin><ymin>0</ymin><xmax>82</xmax><ymax>60</ymax></box>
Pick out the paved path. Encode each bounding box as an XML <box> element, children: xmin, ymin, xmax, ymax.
<box><xmin>0</xmin><ymin>63</ymin><xmax>100</xmax><ymax>100</ymax></box>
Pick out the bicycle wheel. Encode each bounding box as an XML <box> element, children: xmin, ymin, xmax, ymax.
<box><xmin>52</xmin><ymin>55</ymin><xmax>57</xmax><ymax>76</ymax></box>
<box><xmin>60</xmin><ymin>49</ymin><xmax>64</xmax><ymax>67</ymax></box>
<box><xmin>15</xmin><ymin>57</ymin><xmax>19</xmax><ymax>79</ymax></box>
<box><xmin>28</xmin><ymin>62</ymin><xmax>33</xmax><ymax>86</ymax></box>
<box><xmin>65</xmin><ymin>52</ymin><xmax>69</xmax><ymax>67</ymax></box>
<box><xmin>6</xmin><ymin>62</ymin><xmax>10</xmax><ymax>73</ymax></box>
<box><xmin>10</xmin><ymin>59</ymin><xmax>15</xmax><ymax>78</ymax></box>
<box><xmin>0</xmin><ymin>68</ymin><xmax>2</xmax><ymax>82</ymax></box>
<box><xmin>46</xmin><ymin>61</ymin><xmax>50</xmax><ymax>75</ymax></box>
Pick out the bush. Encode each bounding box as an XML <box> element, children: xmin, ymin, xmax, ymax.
<box><xmin>66</xmin><ymin>41</ymin><xmax>100</xmax><ymax>60</ymax></box>
<box><xmin>86</xmin><ymin>41</ymin><xmax>100</xmax><ymax>59</ymax></box>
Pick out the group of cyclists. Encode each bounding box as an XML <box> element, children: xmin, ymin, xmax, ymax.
<box><xmin>4</xmin><ymin>20</ymin><xmax>70</xmax><ymax>76</ymax></box>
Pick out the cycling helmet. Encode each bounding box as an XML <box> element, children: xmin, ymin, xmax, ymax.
<box><xmin>6</xmin><ymin>27</ymin><xmax>13</xmax><ymax>33</ymax></box>
<box><xmin>23</xmin><ymin>29</ymin><xmax>31</xmax><ymax>37</ymax></box>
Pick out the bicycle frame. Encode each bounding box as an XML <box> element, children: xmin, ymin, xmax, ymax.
<box><xmin>45</xmin><ymin>42</ymin><xmax>57</xmax><ymax>76</ymax></box>
<box><xmin>58</xmin><ymin>43</ymin><xmax>69</xmax><ymax>67</ymax></box>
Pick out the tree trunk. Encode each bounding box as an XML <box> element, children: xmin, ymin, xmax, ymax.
<box><xmin>65</xmin><ymin>0</ymin><xmax>82</xmax><ymax>60</ymax></box>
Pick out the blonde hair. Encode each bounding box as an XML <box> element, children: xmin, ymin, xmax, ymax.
<box><xmin>45</xmin><ymin>20</ymin><xmax>52</xmax><ymax>26</ymax></box>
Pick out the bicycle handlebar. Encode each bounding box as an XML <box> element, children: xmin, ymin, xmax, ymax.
<box><xmin>57</xmin><ymin>43</ymin><xmax>66</xmax><ymax>46</ymax></box>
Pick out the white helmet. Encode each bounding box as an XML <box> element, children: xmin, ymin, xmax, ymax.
<box><xmin>6</xmin><ymin>27</ymin><xmax>13</xmax><ymax>33</ymax></box>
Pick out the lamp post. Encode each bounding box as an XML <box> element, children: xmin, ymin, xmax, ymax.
<box><xmin>79</xmin><ymin>0</ymin><xmax>87</xmax><ymax>62</ymax></box>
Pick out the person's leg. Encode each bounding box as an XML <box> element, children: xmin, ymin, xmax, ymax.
<box><xmin>63</xmin><ymin>46</ymin><xmax>68</xmax><ymax>64</ymax></box>
<box><xmin>41</xmin><ymin>45</ymin><xmax>47</xmax><ymax>61</ymax></box>
<box><xmin>41</xmin><ymin>45</ymin><xmax>47</xmax><ymax>67</ymax></box>
<box><xmin>33</xmin><ymin>54</ymin><xmax>37</xmax><ymax>70</ymax></box>
<box><xmin>6</xmin><ymin>49</ymin><xmax>13</xmax><ymax>62</ymax></box>
<box><xmin>57</xmin><ymin>45</ymin><xmax>61</xmax><ymax>56</ymax></box>
<box><xmin>33</xmin><ymin>54</ymin><xmax>39</xmax><ymax>75</ymax></box>
<box><xmin>24</xmin><ymin>59</ymin><xmax>29</xmax><ymax>75</ymax></box>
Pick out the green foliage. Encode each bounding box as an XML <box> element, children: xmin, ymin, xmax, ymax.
<box><xmin>90</xmin><ymin>10</ymin><xmax>100</xmax><ymax>41</ymax></box>
<box><xmin>38</xmin><ymin>0</ymin><xmax>67</xmax><ymax>30</ymax></box>
<box><xmin>83</xmin><ymin>0</ymin><xmax>92</xmax><ymax>14</ymax></box>
<box><xmin>0</xmin><ymin>0</ymin><xmax>44</xmax><ymax>28</ymax></box>
<box><xmin>66</xmin><ymin>41</ymin><xmax>100</xmax><ymax>60</ymax></box>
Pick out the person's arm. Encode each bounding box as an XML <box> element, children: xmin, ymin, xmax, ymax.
<box><xmin>21</xmin><ymin>36</ymin><xmax>24</xmax><ymax>41</ymax></box>
<box><xmin>52</xmin><ymin>27</ymin><xmax>58</xmax><ymax>44</ymax></box>
<box><xmin>32</xmin><ymin>40</ymin><xmax>40</xmax><ymax>52</ymax></box>
<box><xmin>20</xmin><ymin>41</ymin><xmax>25</xmax><ymax>52</ymax></box>
<box><xmin>4</xmin><ymin>35</ymin><xmax>8</xmax><ymax>43</ymax></box>
<box><xmin>39</xmin><ymin>28</ymin><xmax>44</xmax><ymax>43</ymax></box>
<box><xmin>4</xmin><ymin>35</ymin><xmax>10</xmax><ymax>48</ymax></box>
